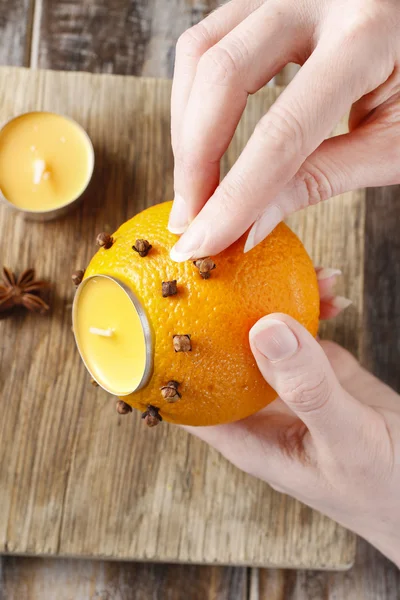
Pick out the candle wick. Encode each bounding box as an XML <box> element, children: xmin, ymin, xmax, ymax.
<box><xmin>89</xmin><ymin>327</ymin><xmax>114</xmax><ymax>337</ymax></box>
<box><xmin>33</xmin><ymin>159</ymin><xmax>49</xmax><ymax>185</ymax></box>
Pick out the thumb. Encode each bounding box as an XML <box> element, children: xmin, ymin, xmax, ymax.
<box><xmin>249</xmin><ymin>314</ymin><xmax>366</xmax><ymax>444</ymax></box>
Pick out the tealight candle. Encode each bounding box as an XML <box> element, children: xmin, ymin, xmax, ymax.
<box><xmin>73</xmin><ymin>275</ymin><xmax>153</xmax><ymax>396</ymax></box>
<box><xmin>0</xmin><ymin>111</ymin><xmax>94</xmax><ymax>220</ymax></box>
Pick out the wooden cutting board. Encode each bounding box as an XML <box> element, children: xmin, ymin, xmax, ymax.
<box><xmin>0</xmin><ymin>67</ymin><xmax>359</xmax><ymax>569</ymax></box>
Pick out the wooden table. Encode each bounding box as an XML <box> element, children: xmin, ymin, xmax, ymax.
<box><xmin>0</xmin><ymin>1</ymin><xmax>399</xmax><ymax>598</ymax></box>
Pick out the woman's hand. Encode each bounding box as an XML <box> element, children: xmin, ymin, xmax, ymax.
<box><xmin>185</xmin><ymin>272</ymin><xmax>400</xmax><ymax>568</ymax></box>
<box><xmin>169</xmin><ymin>0</ymin><xmax>400</xmax><ymax>260</ymax></box>
<box><xmin>186</xmin><ymin>324</ymin><xmax>400</xmax><ymax>568</ymax></box>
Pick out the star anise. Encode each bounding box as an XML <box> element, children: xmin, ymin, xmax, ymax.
<box><xmin>0</xmin><ymin>267</ymin><xmax>50</xmax><ymax>314</ymax></box>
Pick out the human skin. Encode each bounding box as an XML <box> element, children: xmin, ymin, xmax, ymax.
<box><xmin>169</xmin><ymin>0</ymin><xmax>400</xmax><ymax>567</ymax></box>
<box><xmin>186</xmin><ymin>312</ymin><xmax>400</xmax><ymax>568</ymax></box>
<box><xmin>168</xmin><ymin>0</ymin><xmax>400</xmax><ymax>258</ymax></box>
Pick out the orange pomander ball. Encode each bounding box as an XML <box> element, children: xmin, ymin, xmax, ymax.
<box><xmin>85</xmin><ymin>201</ymin><xmax>319</xmax><ymax>426</ymax></box>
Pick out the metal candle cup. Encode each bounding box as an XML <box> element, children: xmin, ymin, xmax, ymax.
<box><xmin>0</xmin><ymin>111</ymin><xmax>94</xmax><ymax>221</ymax></box>
<box><xmin>72</xmin><ymin>275</ymin><xmax>153</xmax><ymax>396</ymax></box>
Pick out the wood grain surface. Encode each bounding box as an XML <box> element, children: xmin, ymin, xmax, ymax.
<box><xmin>1</xmin><ymin>543</ymin><xmax>400</xmax><ymax>600</ymax></box>
<box><xmin>0</xmin><ymin>557</ymin><xmax>247</xmax><ymax>600</ymax></box>
<box><xmin>0</xmin><ymin>0</ymin><xmax>33</xmax><ymax>66</ymax></box>
<box><xmin>33</xmin><ymin>0</ymin><xmax>219</xmax><ymax>76</ymax></box>
<box><xmin>1</xmin><ymin>0</ymin><xmax>400</xmax><ymax>597</ymax></box>
<box><xmin>363</xmin><ymin>186</ymin><xmax>400</xmax><ymax>387</ymax></box>
<box><xmin>0</xmin><ymin>66</ymin><xmax>356</xmax><ymax>569</ymax></box>
<box><xmin>257</xmin><ymin>541</ymin><xmax>400</xmax><ymax>600</ymax></box>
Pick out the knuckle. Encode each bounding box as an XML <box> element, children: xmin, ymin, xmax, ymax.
<box><xmin>176</xmin><ymin>24</ymin><xmax>210</xmax><ymax>58</ymax></box>
<box><xmin>255</xmin><ymin>106</ymin><xmax>305</xmax><ymax>157</ymax></box>
<box><xmin>197</xmin><ymin>45</ymin><xmax>239</xmax><ymax>86</ymax></box>
<box><xmin>281</xmin><ymin>373</ymin><xmax>333</xmax><ymax>414</ymax></box>
<box><xmin>294</xmin><ymin>165</ymin><xmax>333</xmax><ymax>208</ymax></box>
<box><xmin>334</xmin><ymin>3</ymin><xmax>380</xmax><ymax>42</ymax></box>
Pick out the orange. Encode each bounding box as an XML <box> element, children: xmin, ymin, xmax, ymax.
<box><xmin>85</xmin><ymin>201</ymin><xmax>319</xmax><ymax>426</ymax></box>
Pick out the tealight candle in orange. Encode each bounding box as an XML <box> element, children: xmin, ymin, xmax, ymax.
<box><xmin>73</xmin><ymin>275</ymin><xmax>153</xmax><ymax>396</ymax></box>
<box><xmin>0</xmin><ymin>112</ymin><xmax>94</xmax><ymax>219</ymax></box>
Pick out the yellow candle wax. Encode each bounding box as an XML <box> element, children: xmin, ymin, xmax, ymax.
<box><xmin>0</xmin><ymin>112</ymin><xmax>94</xmax><ymax>213</ymax></box>
<box><xmin>73</xmin><ymin>275</ymin><xmax>152</xmax><ymax>396</ymax></box>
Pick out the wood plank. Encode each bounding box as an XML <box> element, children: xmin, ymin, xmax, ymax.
<box><xmin>0</xmin><ymin>0</ymin><xmax>33</xmax><ymax>593</ymax></box>
<box><xmin>254</xmin><ymin>540</ymin><xmax>400</xmax><ymax>599</ymax></box>
<box><xmin>0</xmin><ymin>0</ymin><xmax>33</xmax><ymax>67</ymax></box>
<box><xmin>0</xmin><ymin>67</ymin><xmax>356</xmax><ymax>568</ymax></box>
<box><xmin>362</xmin><ymin>185</ymin><xmax>400</xmax><ymax>385</ymax></box>
<box><xmin>34</xmin><ymin>0</ymin><xmax>218</xmax><ymax>75</ymax></box>
<box><xmin>0</xmin><ymin>557</ymin><xmax>247</xmax><ymax>600</ymax></box>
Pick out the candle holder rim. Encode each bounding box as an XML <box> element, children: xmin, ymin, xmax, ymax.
<box><xmin>72</xmin><ymin>274</ymin><xmax>153</xmax><ymax>397</ymax></box>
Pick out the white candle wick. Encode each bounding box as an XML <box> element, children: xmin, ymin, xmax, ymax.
<box><xmin>89</xmin><ymin>327</ymin><xmax>114</xmax><ymax>337</ymax></box>
<box><xmin>33</xmin><ymin>159</ymin><xmax>50</xmax><ymax>184</ymax></box>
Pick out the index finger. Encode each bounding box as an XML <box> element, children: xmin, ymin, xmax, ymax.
<box><xmin>171</xmin><ymin>0</ymin><xmax>263</xmax><ymax>150</ymax></box>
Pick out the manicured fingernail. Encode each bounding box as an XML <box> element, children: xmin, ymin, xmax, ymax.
<box><xmin>170</xmin><ymin>224</ymin><xmax>205</xmax><ymax>262</ymax></box>
<box><xmin>244</xmin><ymin>205</ymin><xmax>283</xmax><ymax>253</ymax></box>
<box><xmin>316</xmin><ymin>268</ymin><xmax>342</xmax><ymax>281</ymax></box>
<box><xmin>251</xmin><ymin>318</ymin><xmax>298</xmax><ymax>361</ymax></box>
<box><xmin>168</xmin><ymin>195</ymin><xmax>189</xmax><ymax>234</ymax></box>
<box><xmin>330</xmin><ymin>296</ymin><xmax>352</xmax><ymax>311</ymax></box>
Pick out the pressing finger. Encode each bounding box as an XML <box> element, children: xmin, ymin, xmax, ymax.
<box><xmin>170</xmin><ymin>37</ymin><xmax>378</xmax><ymax>261</ymax></box>
<box><xmin>170</xmin><ymin>0</ymin><xmax>308</xmax><ymax>233</ymax></box>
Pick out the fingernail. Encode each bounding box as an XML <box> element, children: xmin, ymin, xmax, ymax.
<box><xmin>168</xmin><ymin>195</ymin><xmax>189</xmax><ymax>234</ymax></box>
<box><xmin>170</xmin><ymin>224</ymin><xmax>205</xmax><ymax>262</ymax></box>
<box><xmin>251</xmin><ymin>318</ymin><xmax>298</xmax><ymax>361</ymax></box>
<box><xmin>316</xmin><ymin>267</ymin><xmax>342</xmax><ymax>281</ymax></box>
<box><xmin>244</xmin><ymin>205</ymin><xmax>283</xmax><ymax>253</ymax></box>
<box><xmin>330</xmin><ymin>296</ymin><xmax>352</xmax><ymax>311</ymax></box>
